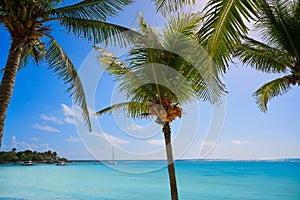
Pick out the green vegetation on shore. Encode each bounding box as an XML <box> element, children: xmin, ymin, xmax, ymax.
<box><xmin>0</xmin><ymin>148</ymin><xmax>68</xmax><ymax>164</ymax></box>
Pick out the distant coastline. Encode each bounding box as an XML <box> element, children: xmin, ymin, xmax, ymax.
<box><xmin>0</xmin><ymin>148</ymin><xmax>68</xmax><ymax>165</ymax></box>
<box><xmin>1</xmin><ymin>148</ymin><xmax>299</xmax><ymax>165</ymax></box>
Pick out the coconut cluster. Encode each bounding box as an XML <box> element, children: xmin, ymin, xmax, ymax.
<box><xmin>149</xmin><ymin>98</ymin><xmax>182</xmax><ymax>124</ymax></box>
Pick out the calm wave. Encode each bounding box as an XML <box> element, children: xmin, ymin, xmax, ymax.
<box><xmin>0</xmin><ymin>160</ymin><xmax>299</xmax><ymax>200</ymax></box>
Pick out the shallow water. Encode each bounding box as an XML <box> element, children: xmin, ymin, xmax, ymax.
<box><xmin>0</xmin><ymin>160</ymin><xmax>299</xmax><ymax>200</ymax></box>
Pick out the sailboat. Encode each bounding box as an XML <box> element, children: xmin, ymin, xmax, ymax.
<box><xmin>107</xmin><ymin>146</ymin><xmax>117</xmax><ymax>165</ymax></box>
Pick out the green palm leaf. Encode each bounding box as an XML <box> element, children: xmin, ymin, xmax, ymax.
<box><xmin>46</xmin><ymin>39</ymin><xmax>91</xmax><ymax>131</ymax></box>
<box><xmin>236</xmin><ymin>0</ymin><xmax>300</xmax><ymax>111</ymax></box>
<box><xmin>96</xmin><ymin>12</ymin><xmax>225</xmax><ymax>117</ymax></box>
<box><xmin>153</xmin><ymin>0</ymin><xmax>195</xmax><ymax>15</ymax></box>
<box><xmin>51</xmin><ymin>0</ymin><xmax>133</xmax><ymax>20</ymax></box>
<box><xmin>198</xmin><ymin>0</ymin><xmax>259</xmax><ymax>72</ymax></box>
<box><xmin>94</xmin><ymin>46</ymin><xmax>129</xmax><ymax>73</ymax></box>
<box><xmin>59</xmin><ymin>17</ymin><xmax>139</xmax><ymax>46</ymax></box>
<box><xmin>254</xmin><ymin>75</ymin><xmax>293</xmax><ymax>112</ymax></box>
<box><xmin>95</xmin><ymin>101</ymin><xmax>150</xmax><ymax>119</ymax></box>
<box><xmin>163</xmin><ymin>13</ymin><xmax>225</xmax><ymax>103</ymax></box>
<box><xmin>257</xmin><ymin>0</ymin><xmax>300</xmax><ymax>61</ymax></box>
<box><xmin>20</xmin><ymin>38</ymin><xmax>47</xmax><ymax>69</ymax></box>
<box><xmin>236</xmin><ymin>37</ymin><xmax>292</xmax><ymax>73</ymax></box>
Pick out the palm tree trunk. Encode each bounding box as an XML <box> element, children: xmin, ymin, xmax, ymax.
<box><xmin>163</xmin><ymin>122</ymin><xmax>179</xmax><ymax>200</ymax></box>
<box><xmin>0</xmin><ymin>39</ymin><xmax>25</xmax><ymax>146</ymax></box>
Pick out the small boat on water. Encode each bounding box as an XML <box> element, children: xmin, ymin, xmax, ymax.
<box><xmin>107</xmin><ymin>146</ymin><xmax>117</xmax><ymax>165</ymax></box>
<box><xmin>22</xmin><ymin>161</ymin><xmax>33</xmax><ymax>166</ymax></box>
<box><xmin>107</xmin><ymin>160</ymin><xmax>117</xmax><ymax>165</ymax></box>
<box><xmin>56</xmin><ymin>161</ymin><xmax>66</xmax><ymax>166</ymax></box>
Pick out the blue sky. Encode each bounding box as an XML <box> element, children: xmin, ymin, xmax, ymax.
<box><xmin>0</xmin><ymin>1</ymin><xmax>299</xmax><ymax>160</ymax></box>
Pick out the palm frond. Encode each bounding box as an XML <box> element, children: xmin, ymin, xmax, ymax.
<box><xmin>51</xmin><ymin>0</ymin><xmax>133</xmax><ymax>21</ymax></box>
<box><xmin>59</xmin><ymin>18</ymin><xmax>140</xmax><ymax>46</ymax></box>
<box><xmin>153</xmin><ymin>0</ymin><xmax>195</xmax><ymax>15</ymax></box>
<box><xmin>135</xmin><ymin>12</ymin><xmax>162</xmax><ymax>47</ymax></box>
<box><xmin>162</xmin><ymin>13</ymin><xmax>225</xmax><ymax>103</ymax></box>
<box><xmin>94</xmin><ymin>46</ymin><xmax>129</xmax><ymax>75</ymax></box>
<box><xmin>46</xmin><ymin>39</ymin><xmax>91</xmax><ymax>131</ymax></box>
<box><xmin>257</xmin><ymin>0</ymin><xmax>300</xmax><ymax>62</ymax></box>
<box><xmin>20</xmin><ymin>38</ymin><xmax>47</xmax><ymax>69</ymax></box>
<box><xmin>254</xmin><ymin>75</ymin><xmax>293</xmax><ymax>111</ymax></box>
<box><xmin>198</xmin><ymin>0</ymin><xmax>259</xmax><ymax>72</ymax></box>
<box><xmin>96</xmin><ymin>13</ymin><xmax>225</xmax><ymax>122</ymax></box>
<box><xmin>94</xmin><ymin>46</ymin><xmax>142</xmax><ymax>89</ymax></box>
<box><xmin>166</xmin><ymin>12</ymin><xmax>202</xmax><ymax>37</ymax></box>
<box><xmin>123</xmin><ymin>49</ymin><xmax>224</xmax><ymax>104</ymax></box>
<box><xmin>236</xmin><ymin>37</ymin><xmax>293</xmax><ymax>73</ymax></box>
<box><xmin>96</xmin><ymin>101</ymin><xmax>151</xmax><ymax>119</ymax></box>
<box><xmin>123</xmin><ymin>13</ymin><xmax>224</xmax><ymax>104</ymax></box>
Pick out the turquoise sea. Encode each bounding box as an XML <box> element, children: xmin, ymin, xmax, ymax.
<box><xmin>0</xmin><ymin>160</ymin><xmax>299</xmax><ymax>200</ymax></box>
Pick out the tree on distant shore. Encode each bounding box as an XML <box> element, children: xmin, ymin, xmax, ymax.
<box><xmin>0</xmin><ymin>0</ymin><xmax>136</xmax><ymax>146</ymax></box>
<box><xmin>236</xmin><ymin>0</ymin><xmax>300</xmax><ymax>111</ymax></box>
<box><xmin>95</xmin><ymin>13</ymin><xmax>224</xmax><ymax>200</ymax></box>
<box><xmin>0</xmin><ymin>149</ymin><xmax>66</xmax><ymax>163</ymax></box>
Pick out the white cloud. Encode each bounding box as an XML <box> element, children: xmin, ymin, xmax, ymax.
<box><xmin>88</xmin><ymin>132</ymin><xmax>129</xmax><ymax>146</ymax></box>
<box><xmin>64</xmin><ymin>116</ymin><xmax>76</xmax><ymax>125</ymax></box>
<box><xmin>31</xmin><ymin>137</ymin><xmax>40</xmax><ymax>141</ymax></box>
<box><xmin>66</xmin><ymin>136</ymin><xmax>81</xmax><ymax>143</ymax></box>
<box><xmin>32</xmin><ymin>123</ymin><xmax>60</xmax><ymax>133</ymax></box>
<box><xmin>147</xmin><ymin>139</ymin><xmax>165</xmax><ymax>145</ymax></box>
<box><xmin>61</xmin><ymin>103</ymin><xmax>74</xmax><ymax>116</ymax></box>
<box><xmin>12</xmin><ymin>136</ymin><xmax>34</xmax><ymax>149</ymax></box>
<box><xmin>232</xmin><ymin>140</ymin><xmax>249</xmax><ymax>145</ymax></box>
<box><xmin>126</xmin><ymin>124</ymin><xmax>144</xmax><ymax>131</ymax></box>
<box><xmin>11</xmin><ymin>136</ymin><xmax>49</xmax><ymax>151</ymax></box>
<box><xmin>61</xmin><ymin>103</ymin><xmax>85</xmax><ymax>123</ymax></box>
<box><xmin>40</xmin><ymin>114</ymin><xmax>63</xmax><ymax>124</ymax></box>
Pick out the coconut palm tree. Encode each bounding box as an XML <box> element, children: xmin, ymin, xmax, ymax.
<box><xmin>95</xmin><ymin>13</ymin><xmax>225</xmax><ymax>200</ymax></box>
<box><xmin>0</xmin><ymin>0</ymin><xmax>136</xmax><ymax>145</ymax></box>
<box><xmin>236</xmin><ymin>0</ymin><xmax>300</xmax><ymax>111</ymax></box>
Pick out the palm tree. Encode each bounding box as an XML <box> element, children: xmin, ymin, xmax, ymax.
<box><xmin>95</xmin><ymin>13</ymin><xmax>224</xmax><ymax>200</ymax></box>
<box><xmin>0</xmin><ymin>0</ymin><xmax>135</xmax><ymax>145</ymax></box>
<box><xmin>236</xmin><ymin>0</ymin><xmax>300</xmax><ymax>111</ymax></box>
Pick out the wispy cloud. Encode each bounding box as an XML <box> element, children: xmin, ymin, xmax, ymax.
<box><xmin>147</xmin><ymin>139</ymin><xmax>165</xmax><ymax>145</ymax></box>
<box><xmin>232</xmin><ymin>140</ymin><xmax>249</xmax><ymax>145</ymax></box>
<box><xmin>11</xmin><ymin>136</ymin><xmax>49</xmax><ymax>151</ymax></box>
<box><xmin>61</xmin><ymin>104</ymin><xmax>84</xmax><ymax>123</ymax></box>
<box><xmin>126</xmin><ymin>124</ymin><xmax>144</xmax><ymax>131</ymax></box>
<box><xmin>32</xmin><ymin>123</ymin><xmax>60</xmax><ymax>133</ymax></box>
<box><xmin>66</xmin><ymin>136</ymin><xmax>81</xmax><ymax>143</ymax></box>
<box><xmin>31</xmin><ymin>137</ymin><xmax>40</xmax><ymax>141</ymax></box>
<box><xmin>64</xmin><ymin>116</ymin><xmax>76</xmax><ymax>125</ymax></box>
<box><xmin>61</xmin><ymin>103</ymin><xmax>74</xmax><ymax>116</ymax></box>
<box><xmin>40</xmin><ymin>114</ymin><xmax>63</xmax><ymax>124</ymax></box>
<box><xmin>12</xmin><ymin>136</ymin><xmax>34</xmax><ymax>149</ymax></box>
<box><xmin>88</xmin><ymin>132</ymin><xmax>129</xmax><ymax>146</ymax></box>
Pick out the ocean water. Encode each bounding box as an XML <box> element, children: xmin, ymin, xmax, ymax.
<box><xmin>0</xmin><ymin>160</ymin><xmax>299</xmax><ymax>200</ymax></box>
